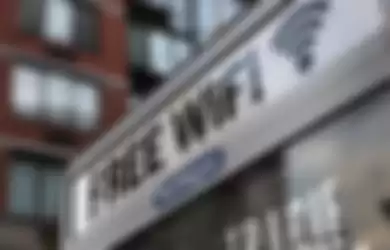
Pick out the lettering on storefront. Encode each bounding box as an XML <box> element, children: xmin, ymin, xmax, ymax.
<box><xmin>171</xmin><ymin>51</ymin><xmax>263</xmax><ymax>151</ymax></box>
<box><xmin>88</xmin><ymin>125</ymin><xmax>163</xmax><ymax>217</ymax></box>
<box><xmin>85</xmin><ymin>49</ymin><xmax>264</xmax><ymax>220</ymax></box>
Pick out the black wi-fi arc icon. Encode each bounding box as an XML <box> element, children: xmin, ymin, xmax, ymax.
<box><xmin>272</xmin><ymin>0</ymin><xmax>330</xmax><ymax>73</ymax></box>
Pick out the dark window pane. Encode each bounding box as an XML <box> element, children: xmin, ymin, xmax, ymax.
<box><xmin>75</xmin><ymin>5</ymin><xmax>100</xmax><ymax>51</ymax></box>
<box><xmin>130</xmin><ymin>27</ymin><xmax>149</xmax><ymax>67</ymax></box>
<box><xmin>19</xmin><ymin>0</ymin><xmax>44</xmax><ymax>34</ymax></box>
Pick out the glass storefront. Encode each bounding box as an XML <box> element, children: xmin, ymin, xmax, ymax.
<box><xmin>286</xmin><ymin>84</ymin><xmax>390</xmax><ymax>250</ymax></box>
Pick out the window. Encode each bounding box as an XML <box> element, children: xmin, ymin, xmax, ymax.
<box><xmin>8</xmin><ymin>163</ymin><xmax>37</xmax><ymax>215</ymax></box>
<box><xmin>11</xmin><ymin>66</ymin><xmax>42</xmax><ymax>117</ymax></box>
<box><xmin>20</xmin><ymin>0</ymin><xmax>44</xmax><ymax>35</ymax></box>
<box><xmin>197</xmin><ymin>0</ymin><xmax>240</xmax><ymax>42</ymax></box>
<box><xmin>20</xmin><ymin>0</ymin><xmax>99</xmax><ymax>51</ymax></box>
<box><xmin>169</xmin><ymin>0</ymin><xmax>188</xmax><ymax>33</ymax></box>
<box><xmin>42</xmin><ymin>0</ymin><xmax>75</xmax><ymax>45</ymax></box>
<box><xmin>129</xmin><ymin>0</ymin><xmax>247</xmax><ymax>100</ymax></box>
<box><xmin>8</xmin><ymin>158</ymin><xmax>64</xmax><ymax>219</ymax></box>
<box><xmin>73</xmin><ymin>83</ymin><xmax>100</xmax><ymax>130</ymax></box>
<box><xmin>75</xmin><ymin>6</ymin><xmax>100</xmax><ymax>51</ymax></box>
<box><xmin>45</xmin><ymin>73</ymin><xmax>73</xmax><ymax>124</ymax></box>
<box><xmin>42</xmin><ymin>168</ymin><xmax>64</xmax><ymax>216</ymax></box>
<box><xmin>149</xmin><ymin>31</ymin><xmax>172</xmax><ymax>74</ymax></box>
<box><xmin>197</xmin><ymin>0</ymin><xmax>216</xmax><ymax>42</ymax></box>
<box><xmin>149</xmin><ymin>31</ymin><xmax>191</xmax><ymax>74</ymax></box>
<box><xmin>219</xmin><ymin>0</ymin><xmax>240</xmax><ymax>25</ymax></box>
<box><xmin>131</xmin><ymin>0</ymin><xmax>244</xmax><ymax>71</ymax></box>
<box><xmin>130</xmin><ymin>27</ymin><xmax>191</xmax><ymax>75</ymax></box>
<box><xmin>130</xmin><ymin>27</ymin><xmax>148</xmax><ymax>67</ymax></box>
<box><xmin>173</xmin><ymin>39</ymin><xmax>190</xmax><ymax>67</ymax></box>
<box><xmin>10</xmin><ymin>65</ymin><xmax>101</xmax><ymax>130</ymax></box>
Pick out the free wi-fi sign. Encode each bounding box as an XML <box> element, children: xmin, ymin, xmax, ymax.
<box><xmin>272</xmin><ymin>0</ymin><xmax>331</xmax><ymax>73</ymax></box>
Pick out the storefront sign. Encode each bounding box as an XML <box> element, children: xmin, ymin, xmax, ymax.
<box><xmin>83</xmin><ymin>47</ymin><xmax>264</xmax><ymax>222</ymax></box>
<box><xmin>70</xmin><ymin>0</ymin><xmax>386</xmax><ymax>246</ymax></box>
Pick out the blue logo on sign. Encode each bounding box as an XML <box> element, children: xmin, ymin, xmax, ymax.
<box><xmin>151</xmin><ymin>148</ymin><xmax>227</xmax><ymax>212</ymax></box>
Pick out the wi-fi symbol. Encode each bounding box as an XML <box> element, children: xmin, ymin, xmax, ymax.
<box><xmin>272</xmin><ymin>0</ymin><xmax>330</xmax><ymax>73</ymax></box>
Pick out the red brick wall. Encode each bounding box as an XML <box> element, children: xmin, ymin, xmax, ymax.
<box><xmin>0</xmin><ymin>0</ymin><xmax>128</xmax><ymax>79</ymax></box>
<box><xmin>0</xmin><ymin>0</ymin><xmax>129</xmax><ymax>213</ymax></box>
<box><xmin>0</xmin><ymin>0</ymin><xmax>128</xmax><ymax>141</ymax></box>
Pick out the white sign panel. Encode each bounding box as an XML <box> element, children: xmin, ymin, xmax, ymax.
<box><xmin>68</xmin><ymin>0</ymin><xmax>388</xmax><ymax>249</ymax></box>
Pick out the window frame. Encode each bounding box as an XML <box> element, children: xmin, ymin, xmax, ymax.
<box><xmin>9</xmin><ymin>61</ymin><xmax>102</xmax><ymax>131</ymax></box>
<box><xmin>43</xmin><ymin>71</ymin><xmax>76</xmax><ymax>126</ymax></box>
<box><xmin>19</xmin><ymin>0</ymin><xmax>101</xmax><ymax>52</ymax></box>
<box><xmin>71</xmin><ymin>78</ymin><xmax>102</xmax><ymax>131</ymax></box>
<box><xmin>10</xmin><ymin>65</ymin><xmax>45</xmax><ymax>119</ymax></box>
<box><xmin>73</xmin><ymin>1</ymin><xmax>101</xmax><ymax>53</ymax></box>
<box><xmin>7</xmin><ymin>152</ymin><xmax>66</xmax><ymax>222</ymax></box>
<box><xmin>41</xmin><ymin>0</ymin><xmax>77</xmax><ymax>46</ymax></box>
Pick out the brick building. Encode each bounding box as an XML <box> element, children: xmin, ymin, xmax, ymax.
<box><xmin>0</xmin><ymin>0</ymin><xmax>128</xmax><ymax>249</ymax></box>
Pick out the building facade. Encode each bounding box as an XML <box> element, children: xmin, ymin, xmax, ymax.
<box><xmin>0</xmin><ymin>0</ymin><xmax>128</xmax><ymax>249</ymax></box>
